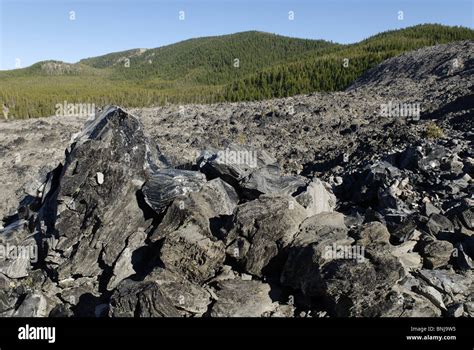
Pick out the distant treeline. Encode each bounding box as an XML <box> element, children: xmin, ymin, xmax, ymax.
<box><xmin>1</xmin><ymin>24</ymin><xmax>473</xmax><ymax>118</ymax></box>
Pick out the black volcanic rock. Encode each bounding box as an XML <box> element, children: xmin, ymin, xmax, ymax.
<box><xmin>197</xmin><ymin>144</ymin><xmax>307</xmax><ymax>199</ymax></box>
<box><xmin>226</xmin><ymin>194</ymin><xmax>307</xmax><ymax>277</ymax></box>
<box><xmin>38</xmin><ymin>107</ymin><xmax>159</xmax><ymax>289</ymax></box>
<box><xmin>142</xmin><ymin>168</ymin><xmax>207</xmax><ymax>215</ymax></box>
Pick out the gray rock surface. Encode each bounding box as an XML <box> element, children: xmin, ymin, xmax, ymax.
<box><xmin>210</xmin><ymin>279</ymin><xmax>277</xmax><ymax>317</ymax></box>
<box><xmin>158</xmin><ymin>223</ymin><xmax>226</xmax><ymax>283</ymax></box>
<box><xmin>226</xmin><ymin>194</ymin><xmax>307</xmax><ymax>276</ymax></box>
<box><xmin>295</xmin><ymin>178</ymin><xmax>336</xmax><ymax>217</ymax></box>
<box><xmin>109</xmin><ymin>278</ymin><xmax>180</xmax><ymax>317</ymax></box>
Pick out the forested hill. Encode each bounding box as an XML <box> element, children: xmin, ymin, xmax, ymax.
<box><xmin>1</xmin><ymin>24</ymin><xmax>473</xmax><ymax>118</ymax></box>
<box><xmin>80</xmin><ymin>31</ymin><xmax>337</xmax><ymax>84</ymax></box>
<box><xmin>222</xmin><ymin>24</ymin><xmax>474</xmax><ymax>100</ymax></box>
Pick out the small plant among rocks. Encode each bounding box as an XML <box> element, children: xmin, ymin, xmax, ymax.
<box><xmin>425</xmin><ymin>122</ymin><xmax>444</xmax><ymax>139</ymax></box>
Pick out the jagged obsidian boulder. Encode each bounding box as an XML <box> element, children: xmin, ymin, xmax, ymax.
<box><xmin>225</xmin><ymin>194</ymin><xmax>307</xmax><ymax>277</ymax></box>
<box><xmin>37</xmin><ymin>107</ymin><xmax>163</xmax><ymax>290</ymax></box>
<box><xmin>280</xmin><ymin>212</ymin><xmax>352</xmax><ymax>296</ymax></box>
<box><xmin>197</xmin><ymin>144</ymin><xmax>307</xmax><ymax>199</ymax></box>
<box><xmin>142</xmin><ymin>168</ymin><xmax>207</xmax><ymax>215</ymax></box>
<box><xmin>149</xmin><ymin>178</ymin><xmax>239</xmax><ymax>240</ymax></box>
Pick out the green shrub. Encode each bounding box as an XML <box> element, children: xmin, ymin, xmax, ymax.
<box><xmin>425</xmin><ymin>123</ymin><xmax>444</xmax><ymax>139</ymax></box>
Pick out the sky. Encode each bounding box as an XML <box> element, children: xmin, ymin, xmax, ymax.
<box><xmin>0</xmin><ymin>0</ymin><xmax>473</xmax><ymax>70</ymax></box>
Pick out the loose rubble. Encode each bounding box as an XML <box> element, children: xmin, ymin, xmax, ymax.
<box><xmin>0</xmin><ymin>41</ymin><xmax>473</xmax><ymax>317</ymax></box>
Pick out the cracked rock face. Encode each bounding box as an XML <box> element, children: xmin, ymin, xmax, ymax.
<box><xmin>109</xmin><ymin>278</ymin><xmax>181</xmax><ymax>317</ymax></box>
<box><xmin>226</xmin><ymin>194</ymin><xmax>307</xmax><ymax>277</ymax></box>
<box><xmin>210</xmin><ymin>279</ymin><xmax>278</xmax><ymax>317</ymax></box>
<box><xmin>159</xmin><ymin>223</ymin><xmax>226</xmax><ymax>283</ymax></box>
<box><xmin>40</xmin><ymin>107</ymin><xmax>157</xmax><ymax>291</ymax></box>
<box><xmin>0</xmin><ymin>41</ymin><xmax>473</xmax><ymax>318</ymax></box>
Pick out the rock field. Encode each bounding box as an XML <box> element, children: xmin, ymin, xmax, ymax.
<box><xmin>0</xmin><ymin>41</ymin><xmax>472</xmax><ymax>317</ymax></box>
